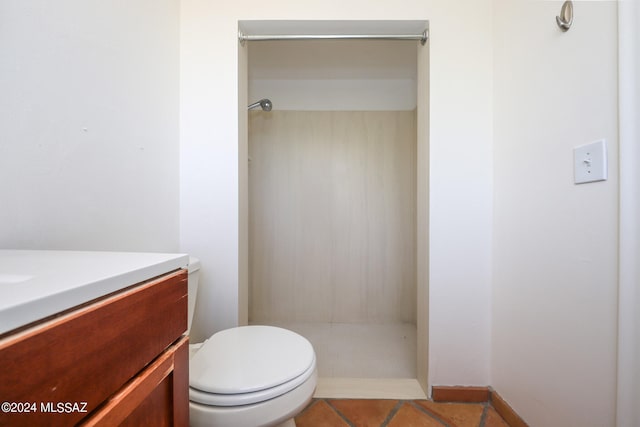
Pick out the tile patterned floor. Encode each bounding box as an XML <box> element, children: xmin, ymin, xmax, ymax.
<box><xmin>295</xmin><ymin>399</ymin><xmax>511</xmax><ymax>427</ymax></box>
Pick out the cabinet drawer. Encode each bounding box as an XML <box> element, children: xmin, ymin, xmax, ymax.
<box><xmin>0</xmin><ymin>269</ymin><xmax>187</xmax><ymax>427</ymax></box>
<box><xmin>81</xmin><ymin>335</ymin><xmax>189</xmax><ymax>427</ymax></box>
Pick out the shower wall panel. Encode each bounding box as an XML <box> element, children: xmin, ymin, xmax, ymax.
<box><xmin>249</xmin><ymin>110</ymin><xmax>416</xmax><ymax>324</ymax></box>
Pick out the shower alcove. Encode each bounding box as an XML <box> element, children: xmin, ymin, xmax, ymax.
<box><xmin>239</xmin><ymin>21</ymin><xmax>429</xmax><ymax>398</ymax></box>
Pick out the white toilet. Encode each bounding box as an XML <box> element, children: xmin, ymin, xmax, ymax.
<box><xmin>186</xmin><ymin>258</ymin><xmax>317</xmax><ymax>427</ymax></box>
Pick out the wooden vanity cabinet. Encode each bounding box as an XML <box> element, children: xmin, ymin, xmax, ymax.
<box><xmin>0</xmin><ymin>269</ymin><xmax>189</xmax><ymax>427</ymax></box>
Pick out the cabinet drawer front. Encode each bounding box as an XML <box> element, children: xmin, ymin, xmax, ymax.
<box><xmin>81</xmin><ymin>335</ymin><xmax>189</xmax><ymax>427</ymax></box>
<box><xmin>0</xmin><ymin>270</ymin><xmax>187</xmax><ymax>427</ymax></box>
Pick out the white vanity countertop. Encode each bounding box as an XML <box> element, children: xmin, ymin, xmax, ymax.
<box><xmin>0</xmin><ymin>250</ymin><xmax>189</xmax><ymax>335</ymax></box>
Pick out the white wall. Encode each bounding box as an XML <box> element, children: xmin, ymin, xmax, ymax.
<box><xmin>617</xmin><ymin>1</ymin><xmax>640</xmax><ymax>425</ymax></box>
<box><xmin>249</xmin><ymin>40</ymin><xmax>417</xmax><ymax>110</ymax></box>
<box><xmin>180</xmin><ymin>0</ymin><xmax>494</xmax><ymax>388</ymax></box>
<box><xmin>492</xmin><ymin>1</ymin><xmax>618</xmax><ymax>426</ymax></box>
<box><xmin>0</xmin><ymin>1</ymin><xmax>180</xmax><ymax>252</ymax></box>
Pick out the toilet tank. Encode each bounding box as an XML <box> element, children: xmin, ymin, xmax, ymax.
<box><xmin>187</xmin><ymin>257</ymin><xmax>201</xmax><ymax>335</ymax></box>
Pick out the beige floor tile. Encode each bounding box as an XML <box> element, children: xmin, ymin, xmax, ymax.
<box><xmin>253</xmin><ymin>321</ymin><xmax>417</xmax><ymax>378</ymax></box>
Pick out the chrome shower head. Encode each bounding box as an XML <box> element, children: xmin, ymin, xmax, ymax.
<box><xmin>248</xmin><ymin>98</ymin><xmax>272</xmax><ymax>111</ymax></box>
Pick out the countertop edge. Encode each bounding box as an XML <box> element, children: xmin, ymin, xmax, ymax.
<box><xmin>0</xmin><ymin>252</ymin><xmax>189</xmax><ymax>336</ymax></box>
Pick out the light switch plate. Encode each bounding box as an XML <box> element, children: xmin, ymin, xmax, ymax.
<box><xmin>574</xmin><ymin>140</ymin><xmax>607</xmax><ymax>184</ymax></box>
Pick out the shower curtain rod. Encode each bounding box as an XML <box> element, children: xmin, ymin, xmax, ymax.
<box><xmin>238</xmin><ymin>29</ymin><xmax>428</xmax><ymax>45</ymax></box>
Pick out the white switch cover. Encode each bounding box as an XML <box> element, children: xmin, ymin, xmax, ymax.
<box><xmin>574</xmin><ymin>139</ymin><xmax>608</xmax><ymax>184</ymax></box>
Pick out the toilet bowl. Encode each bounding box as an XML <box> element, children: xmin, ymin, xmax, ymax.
<box><xmin>187</xmin><ymin>258</ymin><xmax>317</xmax><ymax>427</ymax></box>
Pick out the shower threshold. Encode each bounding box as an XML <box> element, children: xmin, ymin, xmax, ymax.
<box><xmin>315</xmin><ymin>378</ymin><xmax>426</xmax><ymax>399</ymax></box>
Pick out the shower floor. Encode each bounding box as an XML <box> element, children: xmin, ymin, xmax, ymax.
<box><xmin>250</xmin><ymin>321</ymin><xmax>417</xmax><ymax>379</ymax></box>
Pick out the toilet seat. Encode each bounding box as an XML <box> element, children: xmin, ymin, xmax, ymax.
<box><xmin>189</xmin><ymin>325</ymin><xmax>316</xmax><ymax>407</ymax></box>
<box><xmin>190</xmin><ymin>356</ymin><xmax>316</xmax><ymax>406</ymax></box>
